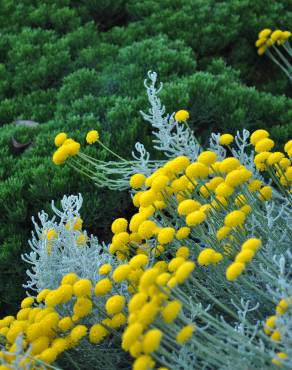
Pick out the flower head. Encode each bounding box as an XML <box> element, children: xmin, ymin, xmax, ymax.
<box><xmin>219</xmin><ymin>134</ymin><xmax>234</xmax><ymax>145</ymax></box>
<box><xmin>175</xmin><ymin>110</ymin><xmax>189</xmax><ymax>122</ymax></box>
<box><xmin>54</xmin><ymin>132</ymin><xmax>67</xmax><ymax>147</ymax></box>
<box><xmin>86</xmin><ymin>130</ymin><xmax>99</xmax><ymax>144</ymax></box>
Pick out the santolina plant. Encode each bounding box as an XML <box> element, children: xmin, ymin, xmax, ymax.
<box><xmin>0</xmin><ymin>72</ymin><xmax>291</xmax><ymax>369</ymax></box>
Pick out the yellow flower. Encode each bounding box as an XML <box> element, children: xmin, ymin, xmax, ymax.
<box><xmin>157</xmin><ymin>227</ymin><xmax>175</xmax><ymax>245</ymax></box>
<box><xmin>224</xmin><ymin>210</ymin><xmax>246</xmax><ymax>228</ymax></box>
<box><xmin>177</xmin><ymin>199</ymin><xmax>201</xmax><ymax>216</ymax></box>
<box><xmin>133</xmin><ymin>355</ymin><xmax>155</xmax><ymax>370</ymax></box>
<box><xmin>176</xmin><ymin>246</ymin><xmax>190</xmax><ymax>259</ymax></box>
<box><xmin>279</xmin><ymin>158</ymin><xmax>290</xmax><ymax>169</ymax></box>
<box><xmin>73</xmin><ymin>297</ymin><xmax>92</xmax><ymax>318</ymax></box>
<box><xmin>129</xmin><ymin>295</ymin><xmax>148</xmax><ymax>316</ymax></box>
<box><xmin>175</xmin><ymin>110</ymin><xmax>189</xmax><ymax>122</ymax></box>
<box><xmin>70</xmin><ymin>325</ymin><xmax>87</xmax><ymax>343</ymax></box>
<box><xmin>142</xmin><ymin>329</ymin><xmax>162</xmax><ymax>354</ymax></box>
<box><xmin>255</xmin><ymin>38</ymin><xmax>267</xmax><ymax>47</ymax></box>
<box><xmin>44</xmin><ymin>228</ymin><xmax>57</xmax><ymax>242</ymax></box>
<box><xmin>186</xmin><ymin>162</ymin><xmax>209</xmax><ymax>179</ymax></box>
<box><xmin>111</xmin><ymin>313</ymin><xmax>126</xmax><ymax>329</ymax></box>
<box><xmin>89</xmin><ymin>323</ymin><xmax>109</xmax><ymax>344</ymax></box>
<box><xmin>248</xmin><ymin>180</ymin><xmax>262</xmax><ymax>192</ymax></box>
<box><xmin>176</xmin><ymin>226</ymin><xmax>190</xmax><ymax>240</ymax></box>
<box><xmin>21</xmin><ymin>297</ymin><xmax>34</xmax><ymax>309</ymax></box>
<box><xmin>54</xmin><ymin>132</ymin><xmax>67</xmax><ymax>147</ymax></box>
<box><xmin>45</xmin><ymin>290</ymin><xmax>64</xmax><ymax>307</ymax></box>
<box><xmin>138</xmin><ymin>220</ymin><xmax>157</xmax><ymax>239</ymax></box>
<box><xmin>219</xmin><ymin>134</ymin><xmax>234</xmax><ymax>145</ymax></box>
<box><xmin>129</xmin><ymin>341</ymin><xmax>142</xmax><ymax>358</ymax></box>
<box><xmin>226</xmin><ymin>262</ymin><xmax>245</xmax><ymax>281</ymax></box>
<box><xmin>198</xmin><ymin>151</ymin><xmax>217</xmax><ymax>166</ymax></box>
<box><xmin>66</xmin><ymin>141</ymin><xmax>80</xmax><ymax>156</ymax></box>
<box><xmin>271</xmin><ymin>30</ymin><xmax>283</xmax><ymax>42</ymax></box>
<box><xmin>94</xmin><ymin>278</ymin><xmax>112</xmax><ymax>296</ymax></box>
<box><xmin>282</xmin><ymin>31</ymin><xmax>291</xmax><ymax>40</ymax></box>
<box><xmin>271</xmin><ymin>330</ymin><xmax>281</xmax><ymax>342</ymax></box>
<box><xmin>197</xmin><ymin>248</ymin><xmax>222</xmax><ymax>265</ymax></box>
<box><xmin>215</xmin><ymin>182</ymin><xmax>234</xmax><ymax>197</ymax></box>
<box><xmin>284</xmin><ymin>139</ymin><xmax>292</xmax><ymax>153</ymax></box>
<box><xmin>51</xmin><ymin>338</ymin><xmax>68</xmax><ymax>355</ymax></box>
<box><xmin>219</xmin><ymin>157</ymin><xmax>240</xmax><ymax>173</ymax></box>
<box><xmin>186</xmin><ymin>210</ymin><xmax>206</xmax><ymax>226</ymax></box>
<box><xmin>161</xmin><ymin>301</ymin><xmax>182</xmax><ymax>323</ymax></box>
<box><xmin>225</xmin><ymin>169</ymin><xmax>252</xmax><ymax>187</ymax></box>
<box><xmin>52</xmin><ymin>145</ymin><xmax>70</xmax><ymax>165</ymax></box>
<box><xmin>111</xmin><ymin>218</ymin><xmax>128</xmax><ymax>234</ymax></box>
<box><xmin>130</xmin><ymin>173</ymin><xmax>146</xmax><ymax>189</ymax></box>
<box><xmin>129</xmin><ymin>254</ymin><xmax>149</xmax><ymax>269</ymax></box>
<box><xmin>122</xmin><ymin>323</ymin><xmax>143</xmax><ymax>350</ymax></box>
<box><xmin>61</xmin><ymin>273</ymin><xmax>78</xmax><ymax>286</ymax></box>
<box><xmin>151</xmin><ymin>175</ymin><xmax>169</xmax><ymax>192</ymax></box>
<box><xmin>73</xmin><ymin>279</ymin><xmax>92</xmax><ymax>297</ymax></box>
<box><xmin>112</xmin><ymin>265</ymin><xmax>131</xmax><ymax>283</ymax></box>
<box><xmin>235</xmin><ymin>250</ymin><xmax>255</xmax><ymax>263</ymax></box>
<box><xmin>86</xmin><ymin>130</ymin><xmax>99</xmax><ymax>144</ymax></box>
<box><xmin>258</xmin><ymin>186</ymin><xmax>272</xmax><ymax>201</ymax></box>
<box><xmin>73</xmin><ymin>217</ymin><xmax>83</xmax><ymax>231</ymax></box>
<box><xmin>267</xmin><ymin>152</ymin><xmax>285</xmax><ymax>165</ymax></box>
<box><xmin>99</xmin><ymin>263</ymin><xmax>112</xmax><ymax>275</ymax></box>
<box><xmin>257</xmin><ymin>45</ymin><xmax>267</xmax><ymax>55</ymax></box>
<box><xmin>31</xmin><ymin>336</ymin><xmax>50</xmax><ymax>355</ymax></box>
<box><xmin>156</xmin><ymin>273</ymin><xmax>171</xmax><ymax>286</ymax></box>
<box><xmin>176</xmin><ymin>324</ymin><xmax>194</xmax><ymax>344</ymax></box>
<box><xmin>241</xmin><ymin>238</ymin><xmax>261</xmax><ymax>251</ymax></box>
<box><xmin>138</xmin><ymin>302</ymin><xmax>159</xmax><ymax>327</ymax></box>
<box><xmin>276</xmin><ymin>298</ymin><xmax>290</xmax><ymax>315</ymax></box>
<box><xmin>272</xmin><ymin>352</ymin><xmax>288</xmax><ymax>366</ymax></box>
<box><xmin>37</xmin><ymin>348</ymin><xmax>58</xmax><ymax>364</ymax></box>
<box><xmin>36</xmin><ymin>289</ymin><xmax>51</xmax><ymax>303</ymax></box>
<box><xmin>250</xmin><ymin>129</ymin><xmax>269</xmax><ymax>146</ymax></box>
<box><xmin>139</xmin><ymin>190</ymin><xmax>157</xmax><ymax>208</ymax></box>
<box><xmin>258</xmin><ymin>29</ymin><xmax>272</xmax><ymax>39</ymax></box>
<box><xmin>255</xmin><ymin>138</ymin><xmax>275</xmax><ymax>153</ymax></box>
<box><xmin>105</xmin><ymin>295</ymin><xmax>125</xmax><ymax>316</ymax></box>
<box><xmin>168</xmin><ymin>156</ymin><xmax>190</xmax><ymax>173</ymax></box>
<box><xmin>175</xmin><ymin>261</ymin><xmax>195</xmax><ymax>283</ymax></box>
<box><xmin>216</xmin><ymin>226</ymin><xmax>231</xmax><ymax>241</ymax></box>
<box><xmin>58</xmin><ymin>317</ymin><xmax>74</xmax><ymax>331</ymax></box>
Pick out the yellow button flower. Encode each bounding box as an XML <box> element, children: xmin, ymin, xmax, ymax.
<box><xmin>54</xmin><ymin>132</ymin><xmax>67</xmax><ymax>147</ymax></box>
<box><xmin>219</xmin><ymin>134</ymin><xmax>234</xmax><ymax>145</ymax></box>
<box><xmin>175</xmin><ymin>109</ymin><xmax>189</xmax><ymax>122</ymax></box>
<box><xmin>86</xmin><ymin>130</ymin><xmax>99</xmax><ymax>144</ymax></box>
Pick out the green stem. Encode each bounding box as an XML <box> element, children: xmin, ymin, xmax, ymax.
<box><xmin>97</xmin><ymin>140</ymin><xmax>127</xmax><ymax>162</ymax></box>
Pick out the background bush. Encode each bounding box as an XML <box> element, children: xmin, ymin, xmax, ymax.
<box><xmin>0</xmin><ymin>0</ymin><xmax>291</xmax><ymax>314</ymax></box>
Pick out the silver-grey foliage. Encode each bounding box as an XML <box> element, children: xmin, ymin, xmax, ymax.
<box><xmin>22</xmin><ymin>194</ymin><xmax>114</xmax><ymax>292</ymax></box>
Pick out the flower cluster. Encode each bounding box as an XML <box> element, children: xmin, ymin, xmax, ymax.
<box><xmin>108</xmin><ymin>130</ymin><xmax>291</xmax><ymax>288</ymax></box>
<box><xmin>255</xmin><ymin>29</ymin><xmax>291</xmax><ymax>55</ymax></box>
<box><xmin>1</xmin><ymin>73</ymin><xmax>292</xmax><ymax>370</ymax></box>
<box><xmin>0</xmin><ymin>271</ymin><xmax>128</xmax><ymax>369</ymax></box>
<box><xmin>264</xmin><ymin>297</ymin><xmax>292</xmax><ymax>366</ymax></box>
<box><xmin>53</xmin><ymin>133</ymin><xmax>81</xmax><ymax>165</ymax></box>
<box><xmin>256</xmin><ymin>28</ymin><xmax>292</xmax><ymax>81</ymax></box>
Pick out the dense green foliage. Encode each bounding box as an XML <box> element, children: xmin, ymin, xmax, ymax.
<box><xmin>0</xmin><ymin>0</ymin><xmax>291</xmax><ymax>314</ymax></box>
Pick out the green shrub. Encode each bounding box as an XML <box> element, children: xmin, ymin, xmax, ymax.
<box><xmin>123</xmin><ymin>0</ymin><xmax>292</xmax><ymax>93</ymax></box>
<box><xmin>71</xmin><ymin>0</ymin><xmax>129</xmax><ymax>30</ymax></box>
